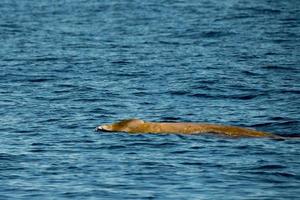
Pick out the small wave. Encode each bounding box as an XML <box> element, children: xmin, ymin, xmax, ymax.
<box><xmin>128</xmin><ymin>141</ymin><xmax>176</xmax><ymax>148</ymax></box>
<box><xmin>103</xmin><ymin>145</ymin><xmax>127</xmax><ymax>150</ymax></box>
<box><xmin>280</xmin><ymin>89</ymin><xmax>300</xmax><ymax>95</ymax></box>
<box><xmin>169</xmin><ymin>90</ymin><xmax>189</xmax><ymax>96</ymax></box>
<box><xmin>158</xmin><ymin>40</ymin><xmax>189</xmax><ymax>45</ymax></box>
<box><xmin>180</xmin><ymin>161</ymin><xmax>204</xmax><ymax>166</ymax></box>
<box><xmin>27</xmin><ymin>78</ymin><xmax>56</xmax><ymax>83</ymax></box>
<box><xmin>17</xmin><ymin>129</ymin><xmax>35</xmax><ymax>134</ymax></box>
<box><xmin>252</xmin><ymin>8</ymin><xmax>281</xmax><ymax>15</ymax></box>
<box><xmin>91</xmin><ymin>108</ymin><xmax>109</xmax><ymax>113</ymax></box>
<box><xmin>260</xmin><ymin>117</ymin><xmax>300</xmax><ymax>127</ymax></box>
<box><xmin>277</xmin><ymin>120</ymin><xmax>298</xmax><ymax>126</ymax></box>
<box><xmin>241</xmin><ymin>70</ymin><xmax>261</xmax><ymax>76</ymax></box>
<box><xmin>0</xmin><ymin>153</ymin><xmax>33</xmax><ymax>164</ymax></box>
<box><xmin>234</xmin><ymin>6</ymin><xmax>281</xmax><ymax>15</ymax></box>
<box><xmin>188</xmin><ymin>93</ymin><xmax>212</xmax><ymax>98</ymax></box>
<box><xmin>189</xmin><ymin>93</ymin><xmax>261</xmax><ymax>100</ymax></box>
<box><xmin>73</xmin><ymin>98</ymin><xmax>99</xmax><ymax>103</ymax></box>
<box><xmin>0</xmin><ymin>153</ymin><xmax>20</xmax><ymax>161</ymax></box>
<box><xmin>31</xmin><ymin>142</ymin><xmax>51</xmax><ymax>146</ymax></box>
<box><xmin>32</xmin><ymin>57</ymin><xmax>61</xmax><ymax>62</ymax></box>
<box><xmin>29</xmin><ymin>149</ymin><xmax>47</xmax><ymax>153</ymax></box>
<box><xmin>251</xmin><ymin>171</ymin><xmax>297</xmax><ymax>178</ymax></box>
<box><xmin>254</xmin><ymin>164</ymin><xmax>286</xmax><ymax>170</ymax></box>
<box><xmin>234</xmin><ymin>94</ymin><xmax>260</xmax><ymax>100</ymax></box>
<box><xmin>275</xmin><ymin>172</ymin><xmax>298</xmax><ymax>178</ymax></box>
<box><xmin>190</xmin><ymin>146</ymin><xmax>202</xmax><ymax>149</ymax></box>
<box><xmin>55</xmin><ymin>83</ymin><xmax>76</xmax><ymax>88</ymax></box>
<box><xmin>262</xmin><ymin>65</ymin><xmax>297</xmax><ymax>71</ymax></box>
<box><xmin>133</xmin><ymin>91</ymin><xmax>148</xmax><ymax>96</ymax></box>
<box><xmin>171</xmin><ymin>150</ymin><xmax>191</xmax><ymax>154</ymax></box>
<box><xmin>269</xmin><ymin>117</ymin><xmax>290</xmax><ymax>121</ymax></box>
<box><xmin>114</xmin><ymin>72</ymin><xmax>138</xmax><ymax>77</ymax></box>
<box><xmin>276</xmin><ymin>133</ymin><xmax>300</xmax><ymax>138</ymax></box>
<box><xmin>161</xmin><ymin>116</ymin><xmax>183</xmax><ymax>121</ymax></box>
<box><xmin>235</xmin><ymin>145</ymin><xmax>250</xmax><ymax>150</ymax></box>
<box><xmin>139</xmin><ymin>161</ymin><xmax>160</xmax><ymax>166</ymax></box>
<box><xmin>111</xmin><ymin>60</ymin><xmax>133</xmax><ymax>65</ymax></box>
<box><xmin>198</xmin><ymin>31</ymin><xmax>235</xmax><ymax>38</ymax></box>
<box><xmin>53</xmin><ymin>89</ymin><xmax>72</xmax><ymax>94</ymax></box>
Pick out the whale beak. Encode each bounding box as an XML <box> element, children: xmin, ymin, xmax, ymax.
<box><xmin>95</xmin><ymin>126</ymin><xmax>103</xmax><ymax>132</ymax></box>
<box><xmin>95</xmin><ymin>125</ymin><xmax>111</xmax><ymax>132</ymax></box>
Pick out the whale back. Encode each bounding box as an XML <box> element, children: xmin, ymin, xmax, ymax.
<box><xmin>112</xmin><ymin>119</ymin><xmax>144</xmax><ymax>131</ymax></box>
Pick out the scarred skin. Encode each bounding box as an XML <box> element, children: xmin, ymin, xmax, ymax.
<box><xmin>96</xmin><ymin>119</ymin><xmax>278</xmax><ymax>138</ymax></box>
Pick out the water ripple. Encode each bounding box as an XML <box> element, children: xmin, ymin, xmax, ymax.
<box><xmin>1</xmin><ymin>0</ymin><xmax>299</xmax><ymax>199</ymax></box>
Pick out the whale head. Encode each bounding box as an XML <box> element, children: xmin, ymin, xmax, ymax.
<box><xmin>96</xmin><ymin>119</ymin><xmax>145</xmax><ymax>132</ymax></box>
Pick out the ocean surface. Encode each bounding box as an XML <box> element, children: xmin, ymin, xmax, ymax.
<box><xmin>1</xmin><ymin>0</ymin><xmax>300</xmax><ymax>199</ymax></box>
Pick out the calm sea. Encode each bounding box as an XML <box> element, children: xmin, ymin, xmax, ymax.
<box><xmin>1</xmin><ymin>0</ymin><xmax>299</xmax><ymax>199</ymax></box>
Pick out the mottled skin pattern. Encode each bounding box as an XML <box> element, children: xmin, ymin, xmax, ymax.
<box><xmin>96</xmin><ymin>119</ymin><xmax>277</xmax><ymax>138</ymax></box>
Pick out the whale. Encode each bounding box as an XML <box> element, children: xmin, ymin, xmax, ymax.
<box><xmin>95</xmin><ymin>119</ymin><xmax>281</xmax><ymax>138</ymax></box>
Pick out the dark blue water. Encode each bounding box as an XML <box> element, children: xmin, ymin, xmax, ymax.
<box><xmin>1</xmin><ymin>0</ymin><xmax>300</xmax><ymax>199</ymax></box>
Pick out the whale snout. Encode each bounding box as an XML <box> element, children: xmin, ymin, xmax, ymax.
<box><xmin>95</xmin><ymin>125</ymin><xmax>112</xmax><ymax>132</ymax></box>
<box><xmin>95</xmin><ymin>126</ymin><xmax>103</xmax><ymax>132</ymax></box>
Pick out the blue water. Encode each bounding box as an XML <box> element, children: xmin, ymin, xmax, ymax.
<box><xmin>1</xmin><ymin>0</ymin><xmax>300</xmax><ymax>199</ymax></box>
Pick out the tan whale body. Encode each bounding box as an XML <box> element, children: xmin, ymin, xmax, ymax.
<box><xmin>96</xmin><ymin>119</ymin><xmax>277</xmax><ymax>138</ymax></box>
